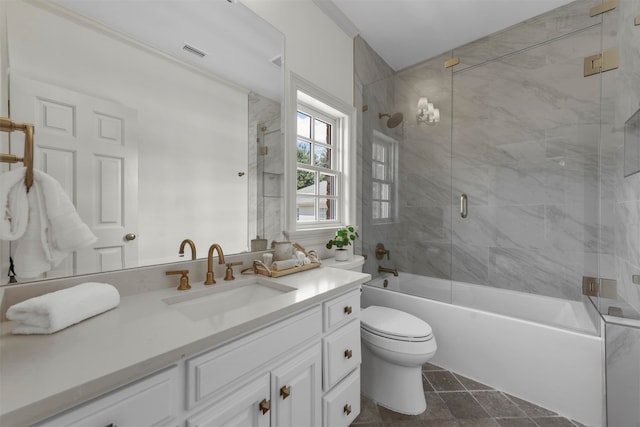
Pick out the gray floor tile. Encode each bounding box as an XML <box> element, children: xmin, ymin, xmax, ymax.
<box><xmin>454</xmin><ymin>373</ymin><xmax>494</xmax><ymax>391</ymax></box>
<box><xmin>378</xmin><ymin>404</ymin><xmax>424</xmax><ymax>423</ymax></box>
<box><xmin>422</xmin><ymin>373</ymin><xmax>434</xmax><ymax>392</ymax></box>
<box><xmin>531</xmin><ymin>417</ymin><xmax>576</xmax><ymax>427</ymax></box>
<box><xmin>423</xmin><ymin>392</ymin><xmax>456</xmax><ymax>421</ymax></box>
<box><xmin>352</xmin><ymin>395</ymin><xmax>381</xmax><ymax>424</ymax></box>
<box><xmin>506</xmin><ymin>394</ymin><xmax>557</xmax><ymax>417</ymax></box>
<box><xmin>424</xmin><ymin>371</ymin><xmax>466</xmax><ymax>391</ymax></box>
<box><xmin>422</xmin><ymin>420</ymin><xmax>460</xmax><ymax>427</ymax></box>
<box><xmin>496</xmin><ymin>418</ymin><xmax>538</xmax><ymax>427</ymax></box>
<box><xmin>472</xmin><ymin>391</ymin><xmax>527</xmax><ymax>418</ymax></box>
<box><xmin>458</xmin><ymin>418</ymin><xmax>501</xmax><ymax>426</ymax></box>
<box><xmin>440</xmin><ymin>392</ymin><xmax>491</xmax><ymax>419</ymax></box>
<box><xmin>422</xmin><ymin>362</ymin><xmax>445</xmax><ymax>371</ymax></box>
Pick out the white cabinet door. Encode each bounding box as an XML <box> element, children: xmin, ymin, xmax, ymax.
<box><xmin>186</xmin><ymin>373</ymin><xmax>271</xmax><ymax>427</ymax></box>
<box><xmin>272</xmin><ymin>343</ymin><xmax>322</xmax><ymax>427</ymax></box>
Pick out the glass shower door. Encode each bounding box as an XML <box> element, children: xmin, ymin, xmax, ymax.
<box><xmin>450</xmin><ymin>24</ymin><xmax>603</xmax><ymax>334</ymax></box>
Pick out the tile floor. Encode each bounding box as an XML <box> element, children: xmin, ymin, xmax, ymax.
<box><xmin>351</xmin><ymin>363</ymin><xmax>589</xmax><ymax>427</ymax></box>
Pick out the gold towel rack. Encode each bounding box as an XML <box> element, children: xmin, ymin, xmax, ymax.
<box><xmin>0</xmin><ymin>117</ymin><xmax>34</xmax><ymax>191</ymax></box>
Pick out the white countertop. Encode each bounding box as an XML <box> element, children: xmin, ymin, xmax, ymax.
<box><xmin>0</xmin><ymin>265</ymin><xmax>370</xmax><ymax>426</ymax></box>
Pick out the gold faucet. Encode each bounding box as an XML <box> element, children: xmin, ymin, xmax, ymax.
<box><xmin>166</xmin><ymin>269</ymin><xmax>191</xmax><ymax>291</ymax></box>
<box><xmin>205</xmin><ymin>244</ymin><xmax>225</xmax><ymax>285</ymax></box>
<box><xmin>179</xmin><ymin>239</ymin><xmax>197</xmax><ymax>260</ymax></box>
<box><xmin>378</xmin><ymin>265</ymin><xmax>398</xmax><ymax>277</ymax></box>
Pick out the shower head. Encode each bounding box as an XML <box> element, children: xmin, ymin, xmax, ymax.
<box><xmin>379</xmin><ymin>112</ymin><xmax>404</xmax><ymax>129</ymax></box>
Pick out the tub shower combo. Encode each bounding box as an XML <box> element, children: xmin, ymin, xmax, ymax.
<box><xmin>357</xmin><ymin>1</ymin><xmax>640</xmax><ymax>426</ymax></box>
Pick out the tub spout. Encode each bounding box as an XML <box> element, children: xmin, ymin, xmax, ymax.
<box><xmin>378</xmin><ymin>265</ymin><xmax>398</xmax><ymax>277</ymax></box>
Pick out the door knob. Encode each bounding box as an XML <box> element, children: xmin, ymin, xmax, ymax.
<box><xmin>124</xmin><ymin>233</ymin><xmax>136</xmax><ymax>241</ymax></box>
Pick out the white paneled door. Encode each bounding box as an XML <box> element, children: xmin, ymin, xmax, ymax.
<box><xmin>9</xmin><ymin>74</ymin><xmax>138</xmax><ymax>278</ymax></box>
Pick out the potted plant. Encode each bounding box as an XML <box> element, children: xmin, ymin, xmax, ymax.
<box><xmin>326</xmin><ymin>226</ymin><xmax>359</xmax><ymax>261</ymax></box>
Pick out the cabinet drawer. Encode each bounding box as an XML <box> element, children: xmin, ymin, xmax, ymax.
<box><xmin>323</xmin><ymin>289</ymin><xmax>360</xmax><ymax>332</ymax></box>
<box><xmin>187</xmin><ymin>307</ymin><xmax>322</xmax><ymax>409</ymax></box>
<box><xmin>36</xmin><ymin>366</ymin><xmax>179</xmax><ymax>427</ymax></box>
<box><xmin>322</xmin><ymin>368</ymin><xmax>360</xmax><ymax>427</ymax></box>
<box><xmin>323</xmin><ymin>320</ymin><xmax>361</xmax><ymax>390</ymax></box>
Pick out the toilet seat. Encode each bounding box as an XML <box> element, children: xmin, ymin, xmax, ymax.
<box><xmin>361</xmin><ymin>306</ymin><xmax>433</xmax><ymax>342</ymax></box>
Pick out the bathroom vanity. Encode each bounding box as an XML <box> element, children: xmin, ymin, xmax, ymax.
<box><xmin>0</xmin><ymin>266</ymin><xmax>369</xmax><ymax>426</ymax></box>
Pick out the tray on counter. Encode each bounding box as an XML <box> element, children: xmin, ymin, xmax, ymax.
<box><xmin>254</xmin><ymin>261</ymin><xmax>320</xmax><ymax>277</ymax></box>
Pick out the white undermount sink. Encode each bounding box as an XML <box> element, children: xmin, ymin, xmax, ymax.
<box><xmin>162</xmin><ymin>278</ymin><xmax>296</xmax><ymax>321</ymax></box>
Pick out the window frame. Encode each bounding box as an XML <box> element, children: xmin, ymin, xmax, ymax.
<box><xmin>286</xmin><ymin>74</ymin><xmax>356</xmax><ymax>235</ymax></box>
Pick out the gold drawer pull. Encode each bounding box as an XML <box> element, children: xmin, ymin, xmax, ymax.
<box><xmin>259</xmin><ymin>398</ymin><xmax>271</xmax><ymax>414</ymax></box>
<box><xmin>344</xmin><ymin>305</ymin><xmax>353</xmax><ymax>315</ymax></box>
<box><xmin>344</xmin><ymin>404</ymin><xmax>352</xmax><ymax>415</ymax></box>
<box><xmin>280</xmin><ymin>385</ymin><xmax>291</xmax><ymax>399</ymax></box>
<box><xmin>344</xmin><ymin>349</ymin><xmax>353</xmax><ymax>359</ymax></box>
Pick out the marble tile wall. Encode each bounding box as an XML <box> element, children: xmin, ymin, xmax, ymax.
<box><xmin>357</xmin><ymin>0</ymin><xmax>616</xmax><ymax>302</ymax></box>
<box><xmin>600</xmin><ymin>0</ymin><xmax>640</xmax><ymax>313</ymax></box>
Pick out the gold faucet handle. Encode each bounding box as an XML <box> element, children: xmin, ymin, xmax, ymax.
<box><xmin>224</xmin><ymin>262</ymin><xmax>243</xmax><ymax>281</ymax></box>
<box><xmin>166</xmin><ymin>269</ymin><xmax>191</xmax><ymax>291</ymax></box>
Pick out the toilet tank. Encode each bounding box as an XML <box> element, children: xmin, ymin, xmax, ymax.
<box><xmin>322</xmin><ymin>255</ymin><xmax>365</xmax><ymax>272</ymax></box>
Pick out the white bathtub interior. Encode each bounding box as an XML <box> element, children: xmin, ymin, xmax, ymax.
<box><xmin>362</xmin><ymin>275</ymin><xmax>604</xmax><ymax>427</ymax></box>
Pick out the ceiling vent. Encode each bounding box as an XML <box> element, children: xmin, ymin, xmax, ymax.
<box><xmin>182</xmin><ymin>43</ymin><xmax>206</xmax><ymax>58</ymax></box>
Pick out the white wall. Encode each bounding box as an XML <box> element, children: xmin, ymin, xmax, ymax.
<box><xmin>244</xmin><ymin>0</ymin><xmax>354</xmax><ymax>107</ymax></box>
<box><xmin>5</xmin><ymin>1</ymin><xmax>249</xmax><ymax>268</ymax></box>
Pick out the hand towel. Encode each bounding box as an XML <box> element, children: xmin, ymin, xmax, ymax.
<box><xmin>271</xmin><ymin>258</ymin><xmax>298</xmax><ymax>271</ymax></box>
<box><xmin>13</xmin><ymin>167</ymin><xmax>97</xmax><ymax>278</ymax></box>
<box><xmin>6</xmin><ymin>282</ymin><xmax>120</xmax><ymax>334</ymax></box>
<box><xmin>0</xmin><ymin>167</ymin><xmax>29</xmax><ymax>240</ymax></box>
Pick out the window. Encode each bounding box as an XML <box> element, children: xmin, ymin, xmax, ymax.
<box><xmin>288</xmin><ymin>74</ymin><xmax>355</xmax><ymax>233</ymax></box>
<box><xmin>371</xmin><ymin>130</ymin><xmax>397</xmax><ymax>223</ymax></box>
<box><xmin>296</xmin><ymin>105</ymin><xmax>339</xmax><ymax>224</ymax></box>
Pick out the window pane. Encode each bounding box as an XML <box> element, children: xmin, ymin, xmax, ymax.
<box><xmin>297</xmin><ymin>197</ymin><xmax>316</xmax><ymax>222</ymax></box>
<box><xmin>373</xmin><ymin>162</ymin><xmax>385</xmax><ymax>180</ymax></box>
<box><xmin>381</xmin><ymin>202</ymin><xmax>390</xmax><ymax>219</ymax></box>
<box><xmin>297</xmin><ymin>140</ymin><xmax>311</xmax><ymax>165</ymax></box>
<box><xmin>297</xmin><ymin>168</ymin><xmax>316</xmax><ymax>192</ymax></box>
<box><xmin>372</xmin><ymin>201</ymin><xmax>380</xmax><ymax>219</ymax></box>
<box><xmin>320</xmin><ymin>198</ymin><xmax>337</xmax><ymax>221</ymax></box>
<box><xmin>372</xmin><ymin>182</ymin><xmax>380</xmax><ymax>199</ymax></box>
<box><xmin>373</xmin><ymin>144</ymin><xmax>385</xmax><ymax>162</ymax></box>
<box><xmin>297</xmin><ymin>112</ymin><xmax>311</xmax><ymax>138</ymax></box>
<box><xmin>380</xmin><ymin>183</ymin><xmax>389</xmax><ymax>200</ymax></box>
<box><xmin>314</xmin><ymin>145</ymin><xmax>331</xmax><ymax>168</ymax></box>
<box><xmin>320</xmin><ymin>174</ymin><xmax>336</xmax><ymax>196</ymax></box>
<box><xmin>314</xmin><ymin>119</ymin><xmax>331</xmax><ymax>144</ymax></box>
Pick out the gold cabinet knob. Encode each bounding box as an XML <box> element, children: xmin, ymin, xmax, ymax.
<box><xmin>344</xmin><ymin>305</ymin><xmax>352</xmax><ymax>315</ymax></box>
<box><xmin>344</xmin><ymin>349</ymin><xmax>353</xmax><ymax>359</ymax></box>
<box><xmin>280</xmin><ymin>385</ymin><xmax>291</xmax><ymax>399</ymax></box>
<box><xmin>344</xmin><ymin>404</ymin><xmax>352</xmax><ymax>415</ymax></box>
<box><xmin>259</xmin><ymin>398</ymin><xmax>271</xmax><ymax>414</ymax></box>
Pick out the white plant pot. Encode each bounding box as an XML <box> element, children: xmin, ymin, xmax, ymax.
<box><xmin>335</xmin><ymin>248</ymin><xmax>350</xmax><ymax>261</ymax></box>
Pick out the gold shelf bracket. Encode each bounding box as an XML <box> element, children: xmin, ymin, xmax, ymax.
<box><xmin>584</xmin><ymin>47</ymin><xmax>619</xmax><ymax>77</ymax></box>
<box><xmin>589</xmin><ymin>0</ymin><xmax>617</xmax><ymax>17</ymax></box>
<box><xmin>444</xmin><ymin>57</ymin><xmax>460</xmax><ymax>69</ymax></box>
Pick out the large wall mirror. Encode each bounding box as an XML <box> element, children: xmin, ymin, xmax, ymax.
<box><xmin>1</xmin><ymin>0</ymin><xmax>285</xmax><ymax>284</ymax></box>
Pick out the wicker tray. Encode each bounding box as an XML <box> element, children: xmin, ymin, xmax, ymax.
<box><xmin>255</xmin><ymin>261</ymin><xmax>320</xmax><ymax>277</ymax></box>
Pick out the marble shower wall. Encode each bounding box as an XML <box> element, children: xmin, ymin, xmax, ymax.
<box><xmin>358</xmin><ymin>0</ymin><xmax>611</xmax><ymax>301</ymax></box>
<box><xmin>600</xmin><ymin>0</ymin><xmax>640</xmax><ymax>313</ymax></box>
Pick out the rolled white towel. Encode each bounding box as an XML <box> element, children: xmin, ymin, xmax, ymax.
<box><xmin>271</xmin><ymin>258</ymin><xmax>298</xmax><ymax>271</ymax></box>
<box><xmin>6</xmin><ymin>282</ymin><xmax>120</xmax><ymax>334</ymax></box>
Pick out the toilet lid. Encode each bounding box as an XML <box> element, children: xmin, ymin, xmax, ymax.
<box><xmin>361</xmin><ymin>306</ymin><xmax>433</xmax><ymax>341</ymax></box>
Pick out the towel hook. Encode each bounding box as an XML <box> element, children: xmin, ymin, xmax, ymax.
<box><xmin>0</xmin><ymin>117</ymin><xmax>35</xmax><ymax>192</ymax></box>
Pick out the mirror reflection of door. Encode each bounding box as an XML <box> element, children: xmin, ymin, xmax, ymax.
<box><xmin>10</xmin><ymin>74</ymin><xmax>139</xmax><ymax>278</ymax></box>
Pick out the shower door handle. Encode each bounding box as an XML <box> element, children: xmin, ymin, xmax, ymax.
<box><xmin>460</xmin><ymin>194</ymin><xmax>468</xmax><ymax>218</ymax></box>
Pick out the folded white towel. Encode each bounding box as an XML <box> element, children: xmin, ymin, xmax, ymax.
<box><xmin>0</xmin><ymin>167</ymin><xmax>29</xmax><ymax>240</ymax></box>
<box><xmin>6</xmin><ymin>282</ymin><xmax>120</xmax><ymax>334</ymax></box>
<box><xmin>12</xmin><ymin>167</ymin><xmax>97</xmax><ymax>278</ymax></box>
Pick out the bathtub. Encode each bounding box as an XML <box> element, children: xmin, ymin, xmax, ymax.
<box><xmin>362</xmin><ymin>272</ymin><xmax>605</xmax><ymax>427</ymax></box>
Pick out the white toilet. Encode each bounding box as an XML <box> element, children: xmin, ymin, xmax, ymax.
<box><xmin>324</xmin><ymin>255</ymin><xmax>437</xmax><ymax>415</ymax></box>
<box><xmin>360</xmin><ymin>305</ymin><xmax>437</xmax><ymax>415</ymax></box>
